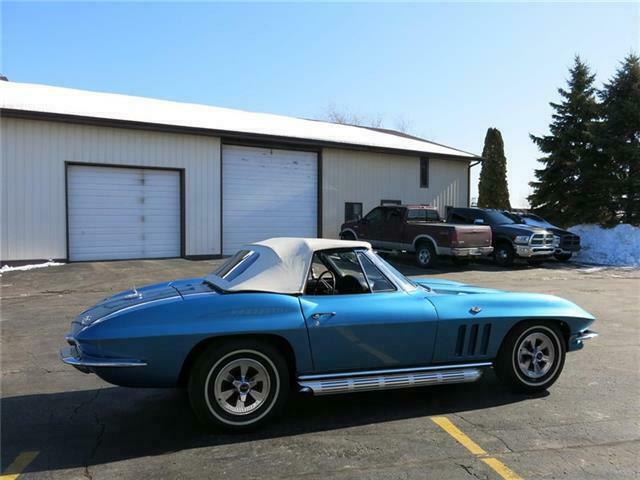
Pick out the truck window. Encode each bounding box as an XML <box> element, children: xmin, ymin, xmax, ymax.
<box><xmin>365</xmin><ymin>207</ymin><xmax>384</xmax><ymax>224</ymax></box>
<box><xmin>385</xmin><ymin>208</ymin><xmax>403</xmax><ymax>222</ymax></box>
<box><xmin>426</xmin><ymin>210</ymin><xmax>440</xmax><ymax>221</ymax></box>
<box><xmin>407</xmin><ymin>209</ymin><xmax>440</xmax><ymax>222</ymax></box>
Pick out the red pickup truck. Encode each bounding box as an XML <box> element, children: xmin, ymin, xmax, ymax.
<box><xmin>340</xmin><ymin>205</ymin><xmax>493</xmax><ymax>267</ymax></box>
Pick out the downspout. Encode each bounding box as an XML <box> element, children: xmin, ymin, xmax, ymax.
<box><xmin>467</xmin><ymin>160</ymin><xmax>482</xmax><ymax>207</ymax></box>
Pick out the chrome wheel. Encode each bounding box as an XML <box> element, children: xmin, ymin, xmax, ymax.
<box><xmin>516</xmin><ymin>332</ymin><xmax>556</xmax><ymax>379</ymax></box>
<box><xmin>496</xmin><ymin>248</ymin><xmax>509</xmax><ymax>261</ymax></box>
<box><xmin>213</xmin><ymin>358</ymin><xmax>271</xmax><ymax>416</ymax></box>
<box><xmin>418</xmin><ymin>248</ymin><xmax>431</xmax><ymax>264</ymax></box>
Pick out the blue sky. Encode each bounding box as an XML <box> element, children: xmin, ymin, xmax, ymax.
<box><xmin>2</xmin><ymin>1</ymin><xmax>638</xmax><ymax>207</ymax></box>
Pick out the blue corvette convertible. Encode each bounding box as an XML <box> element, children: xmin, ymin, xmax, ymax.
<box><xmin>61</xmin><ymin>238</ymin><xmax>597</xmax><ymax>430</ymax></box>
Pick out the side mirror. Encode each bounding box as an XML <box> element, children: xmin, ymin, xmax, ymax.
<box><xmin>355</xmin><ymin>213</ymin><xmax>362</xmax><ymax>221</ymax></box>
<box><xmin>473</xmin><ymin>219</ymin><xmax>485</xmax><ymax>225</ymax></box>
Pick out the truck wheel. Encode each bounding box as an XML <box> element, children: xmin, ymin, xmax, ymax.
<box><xmin>415</xmin><ymin>242</ymin><xmax>436</xmax><ymax>268</ymax></box>
<box><xmin>188</xmin><ymin>339</ymin><xmax>290</xmax><ymax>431</ymax></box>
<box><xmin>494</xmin><ymin>321</ymin><xmax>566</xmax><ymax>393</ymax></box>
<box><xmin>554</xmin><ymin>253</ymin><xmax>572</xmax><ymax>262</ymax></box>
<box><xmin>494</xmin><ymin>242</ymin><xmax>515</xmax><ymax>267</ymax></box>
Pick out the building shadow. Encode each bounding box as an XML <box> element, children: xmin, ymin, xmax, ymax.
<box><xmin>1</xmin><ymin>372</ymin><xmax>543</xmax><ymax>474</ymax></box>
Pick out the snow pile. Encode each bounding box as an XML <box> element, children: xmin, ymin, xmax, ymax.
<box><xmin>569</xmin><ymin>224</ymin><xmax>640</xmax><ymax>266</ymax></box>
<box><xmin>0</xmin><ymin>260</ymin><xmax>65</xmax><ymax>274</ymax></box>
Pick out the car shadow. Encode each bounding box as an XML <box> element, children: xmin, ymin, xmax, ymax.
<box><xmin>1</xmin><ymin>372</ymin><xmax>543</xmax><ymax>474</ymax></box>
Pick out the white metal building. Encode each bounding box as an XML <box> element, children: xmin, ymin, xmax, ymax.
<box><xmin>0</xmin><ymin>81</ymin><xmax>480</xmax><ymax>263</ymax></box>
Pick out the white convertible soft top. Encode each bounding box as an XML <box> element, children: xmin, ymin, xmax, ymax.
<box><xmin>206</xmin><ymin>237</ymin><xmax>371</xmax><ymax>294</ymax></box>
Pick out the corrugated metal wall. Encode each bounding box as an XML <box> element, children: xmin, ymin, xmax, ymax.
<box><xmin>322</xmin><ymin>148</ymin><xmax>469</xmax><ymax>238</ymax></box>
<box><xmin>0</xmin><ymin>118</ymin><xmax>221</xmax><ymax>261</ymax></box>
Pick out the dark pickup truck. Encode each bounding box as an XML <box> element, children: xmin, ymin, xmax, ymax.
<box><xmin>446</xmin><ymin>208</ymin><xmax>556</xmax><ymax>267</ymax></box>
<box><xmin>504</xmin><ymin>212</ymin><xmax>581</xmax><ymax>262</ymax></box>
<box><xmin>339</xmin><ymin>205</ymin><xmax>493</xmax><ymax>267</ymax></box>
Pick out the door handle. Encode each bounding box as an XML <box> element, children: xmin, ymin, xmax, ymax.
<box><xmin>311</xmin><ymin>312</ymin><xmax>336</xmax><ymax>320</ymax></box>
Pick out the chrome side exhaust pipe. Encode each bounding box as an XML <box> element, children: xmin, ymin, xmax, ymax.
<box><xmin>297</xmin><ymin>365</ymin><xmax>486</xmax><ymax>396</ymax></box>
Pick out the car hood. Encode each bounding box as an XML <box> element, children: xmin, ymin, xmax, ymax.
<box><xmin>71</xmin><ymin>278</ymin><xmax>209</xmax><ymax>329</ymax></box>
<box><xmin>415</xmin><ymin>278</ymin><xmax>503</xmax><ymax>295</ymax></box>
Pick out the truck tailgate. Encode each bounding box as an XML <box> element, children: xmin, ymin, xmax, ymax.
<box><xmin>453</xmin><ymin>225</ymin><xmax>492</xmax><ymax>247</ymax></box>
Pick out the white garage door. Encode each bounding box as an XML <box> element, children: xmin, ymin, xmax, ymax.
<box><xmin>223</xmin><ymin>145</ymin><xmax>317</xmax><ymax>255</ymax></box>
<box><xmin>68</xmin><ymin>165</ymin><xmax>181</xmax><ymax>261</ymax></box>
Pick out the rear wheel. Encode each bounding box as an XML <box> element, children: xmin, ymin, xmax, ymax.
<box><xmin>415</xmin><ymin>242</ymin><xmax>436</xmax><ymax>268</ymax></box>
<box><xmin>495</xmin><ymin>322</ymin><xmax>566</xmax><ymax>393</ymax></box>
<box><xmin>188</xmin><ymin>340</ymin><xmax>290</xmax><ymax>431</ymax></box>
<box><xmin>340</xmin><ymin>231</ymin><xmax>356</xmax><ymax>240</ymax></box>
<box><xmin>494</xmin><ymin>242</ymin><xmax>515</xmax><ymax>267</ymax></box>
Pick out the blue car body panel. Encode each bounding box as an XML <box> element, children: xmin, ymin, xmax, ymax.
<box><xmin>73</xmin><ymin>279</ymin><xmax>313</xmax><ymax>387</ymax></box>
<box><xmin>66</xmin><ymin>275</ymin><xmax>595</xmax><ymax>388</ymax></box>
<box><xmin>300</xmin><ymin>289</ymin><xmax>438</xmax><ymax>372</ymax></box>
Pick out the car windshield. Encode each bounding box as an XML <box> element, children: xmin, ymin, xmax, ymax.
<box><xmin>211</xmin><ymin>250</ymin><xmax>260</xmax><ymax>281</ymax></box>
<box><xmin>366</xmin><ymin>250</ymin><xmax>419</xmax><ymax>291</ymax></box>
<box><xmin>485</xmin><ymin>211</ymin><xmax>516</xmax><ymax>225</ymax></box>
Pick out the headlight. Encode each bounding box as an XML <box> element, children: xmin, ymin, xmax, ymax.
<box><xmin>553</xmin><ymin>235</ymin><xmax>561</xmax><ymax>247</ymax></box>
<box><xmin>513</xmin><ymin>235</ymin><xmax>531</xmax><ymax>244</ymax></box>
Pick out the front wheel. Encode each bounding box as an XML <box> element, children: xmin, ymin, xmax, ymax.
<box><xmin>494</xmin><ymin>243</ymin><xmax>515</xmax><ymax>267</ymax></box>
<box><xmin>188</xmin><ymin>340</ymin><xmax>290</xmax><ymax>431</ymax></box>
<box><xmin>495</xmin><ymin>322</ymin><xmax>566</xmax><ymax>393</ymax></box>
<box><xmin>555</xmin><ymin>253</ymin><xmax>572</xmax><ymax>262</ymax></box>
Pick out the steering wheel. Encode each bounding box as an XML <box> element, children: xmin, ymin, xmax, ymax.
<box><xmin>314</xmin><ymin>270</ymin><xmax>336</xmax><ymax>295</ymax></box>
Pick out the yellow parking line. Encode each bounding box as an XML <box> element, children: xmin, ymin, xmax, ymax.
<box><xmin>1</xmin><ymin>451</ymin><xmax>39</xmax><ymax>480</ymax></box>
<box><xmin>481</xmin><ymin>457</ymin><xmax>523</xmax><ymax>480</ymax></box>
<box><xmin>431</xmin><ymin>416</ymin><xmax>523</xmax><ymax>480</ymax></box>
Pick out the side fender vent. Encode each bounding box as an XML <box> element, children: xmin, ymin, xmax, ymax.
<box><xmin>468</xmin><ymin>324</ymin><xmax>479</xmax><ymax>355</ymax></box>
<box><xmin>455</xmin><ymin>323</ymin><xmax>492</xmax><ymax>357</ymax></box>
<box><xmin>480</xmin><ymin>324</ymin><xmax>492</xmax><ymax>355</ymax></box>
<box><xmin>455</xmin><ymin>325</ymin><xmax>466</xmax><ymax>356</ymax></box>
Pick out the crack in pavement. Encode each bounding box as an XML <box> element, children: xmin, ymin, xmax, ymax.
<box><xmin>453</xmin><ymin>412</ymin><xmax>514</xmax><ymax>453</ymax></box>
<box><xmin>459</xmin><ymin>463</ymin><xmax>486</xmax><ymax>479</ymax></box>
<box><xmin>83</xmin><ymin>410</ymin><xmax>106</xmax><ymax>480</ymax></box>
<box><xmin>69</xmin><ymin>388</ymin><xmax>102</xmax><ymax>423</ymax></box>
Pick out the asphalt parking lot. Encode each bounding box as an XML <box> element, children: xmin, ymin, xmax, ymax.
<box><xmin>1</xmin><ymin>258</ymin><xmax>639</xmax><ymax>479</ymax></box>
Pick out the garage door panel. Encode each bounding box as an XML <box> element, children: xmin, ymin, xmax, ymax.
<box><xmin>222</xmin><ymin>145</ymin><xmax>317</xmax><ymax>255</ymax></box>
<box><xmin>68</xmin><ymin>165</ymin><xmax>181</xmax><ymax>261</ymax></box>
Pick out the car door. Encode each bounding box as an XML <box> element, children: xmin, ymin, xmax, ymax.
<box><xmin>299</xmin><ymin>249</ymin><xmax>439</xmax><ymax>373</ymax></box>
<box><xmin>356</xmin><ymin>207</ymin><xmax>385</xmax><ymax>245</ymax></box>
<box><xmin>378</xmin><ymin>207</ymin><xmax>404</xmax><ymax>247</ymax></box>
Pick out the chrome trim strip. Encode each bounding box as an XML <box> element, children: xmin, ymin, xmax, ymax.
<box><xmin>297</xmin><ymin>362</ymin><xmax>492</xmax><ymax>381</ymax></box>
<box><xmin>299</xmin><ymin>367</ymin><xmax>483</xmax><ymax>395</ymax></box>
<box><xmin>576</xmin><ymin>329</ymin><xmax>598</xmax><ymax>341</ymax></box>
<box><xmin>60</xmin><ymin>346</ymin><xmax>147</xmax><ymax>368</ymax></box>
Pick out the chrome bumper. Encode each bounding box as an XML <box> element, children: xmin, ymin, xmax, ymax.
<box><xmin>452</xmin><ymin>246</ymin><xmax>494</xmax><ymax>257</ymax></box>
<box><xmin>568</xmin><ymin>329</ymin><xmax>598</xmax><ymax>351</ymax></box>
<box><xmin>60</xmin><ymin>336</ymin><xmax>147</xmax><ymax>373</ymax></box>
<box><xmin>515</xmin><ymin>245</ymin><xmax>555</xmax><ymax>258</ymax></box>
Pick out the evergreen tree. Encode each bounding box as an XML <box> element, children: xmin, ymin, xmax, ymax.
<box><xmin>528</xmin><ymin>57</ymin><xmax>599</xmax><ymax>226</ymax></box>
<box><xmin>596</xmin><ymin>54</ymin><xmax>640</xmax><ymax>225</ymax></box>
<box><xmin>477</xmin><ymin>127</ymin><xmax>511</xmax><ymax>210</ymax></box>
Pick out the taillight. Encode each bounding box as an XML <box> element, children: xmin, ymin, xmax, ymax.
<box><xmin>450</xmin><ymin>229</ymin><xmax>459</xmax><ymax>246</ymax></box>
